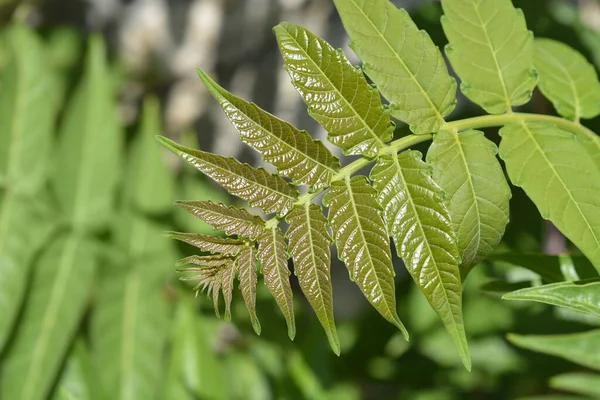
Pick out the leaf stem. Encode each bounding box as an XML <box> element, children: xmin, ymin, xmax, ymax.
<box><xmin>264</xmin><ymin>112</ymin><xmax>597</xmax><ymax>229</ymax></box>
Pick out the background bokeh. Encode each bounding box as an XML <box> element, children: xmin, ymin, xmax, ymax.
<box><xmin>1</xmin><ymin>0</ymin><xmax>600</xmax><ymax>399</ymax></box>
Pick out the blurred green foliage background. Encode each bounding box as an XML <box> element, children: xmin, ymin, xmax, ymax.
<box><xmin>1</xmin><ymin>0</ymin><xmax>600</xmax><ymax>399</ymax></box>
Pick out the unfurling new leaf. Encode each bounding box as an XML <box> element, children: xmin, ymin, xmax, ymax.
<box><xmin>168</xmin><ymin>232</ymin><xmax>245</xmax><ymax>256</ymax></box>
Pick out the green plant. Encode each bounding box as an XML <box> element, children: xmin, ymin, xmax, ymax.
<box><xmin>157</xmin><ymin>0</ymin><xmax>600</xmax><ymax>371</ymax></box>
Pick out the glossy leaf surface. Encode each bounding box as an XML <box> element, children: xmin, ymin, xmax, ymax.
<box><xmin>534</xmin><ymin>38</ymin><xmax>600</xmax><ymax>121</ymax></box>
<box><xmin>1</xmin><ymin>234</ymin><xmax>96</xmax><ymax>400</ymax></box>
<box><xmin>427</xmin><ymin>130</ymin><xmax>511</xmax><ymax>274</ymax></box>
<box><xmin>169</xmin><ymin>231</ymin><xmax>245</xmax><ymax>256</ymax></box>
<box><xmin>371</xmin><ymin>151</ymin><xmax>469</xmax><ymax>370</ymax></box>
<box><xmin>286</xmin><ymin>204</ymin><xmax>339</xmax><ymax>355</ymax></box>
<box><xmin>53</xmin><ymin>35</ymin><xmax>121</xmax><ymax>232</ymax></box>
<box><xmin>198</xmin><ymin>68</ymin><xmax>339</xmax><ymax>187</ymax></box>
<box><xmin>158</xmin><ymin>136</ymin><xmax>298</xmax><ymax>216</ymax></box>
<box><xmin>503</xmin><ymin>278</ymin><xmax>600</xmax><ymax>318</ymax></box>
<box><xmin>499</xmin><ymin>122</ymin><xmax>600</xmax><ymax>272</ymax></box>
<box><xmin>441</xmin><ymin>0</ymin><xmax>537</xmax><ymax>113</ymax></box>
<box><xmin>176</xmin><ymin>200</ymin><xmax>264</xmax><ymax>239</ymax></box>
<box><xmin>236</xmin><ymin>245</ymin><xmax>261</xmax><ymax>334</ymax></box>
<box><xmin>324</xmin><ymin>176</ymin><xmax>407</xmax><ymax>337</ymax></box>
<box><xmin>274</xmin><ymin>22</ymin><xmax>393</xmax><ymax>157</ymax></box>
<box><xmin>508</xmin><ymin>330</ymin><xmax>600</xmax><ymax>370</ymax></box>
<box><xmin>333</xmin><ymin>0</ymin><xmax>456</xmax><ymax>134</ymax></box>
<box><xmin>258</xmin><ymin>227</ymin><xmax>295</xmax><ymax>339</ymax></box>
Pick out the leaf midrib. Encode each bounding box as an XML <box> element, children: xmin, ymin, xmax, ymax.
<box><xmin>279</xmin><ymin>25</ymin><xmax>386</xmax><ymax>149</ymax></box>
<box><xmin>390</xmin><ymin>156</ymin><xmax>464</xmax><ymax>347</ymax></box>
<box><xmin>345</xmin><ymin>176</ymin><xmax>393</xmax><ymax>316</ymax></box>
<box><xmin>521</xmin><ymin>122</ymin><xmax>600</xmax><ymax>252</ymax></box>
<box><xmin>345</xmin><ymin>0</ymin><xmax>445</xmax><ymax>125</ymax></box>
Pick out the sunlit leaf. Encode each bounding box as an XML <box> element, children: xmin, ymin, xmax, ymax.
<box><xmin>323</xmin><ymin>176</ymin><xmax>407</xmax><ymax>337</ymax></box>
<box><xmin>441</xmin><ymin>0</ymin><xmax>537</xmax><ymax>113</ymax></box>
<box><xmin>534</xmin><ymin>38</ymin><xmax>600</xmax><ymax>121</ymax></box>
<box><xmin>53</xmin><ymin>35</ymin><xmax>121</xmax><ymax>232</ymax></box>
<box><xmin>157</xmin><ymin>136</ymin><xmax>298</xmax><ymax>216</ymax></box>
<box><xmin>168</xmin><ymin>231</ymin><xmax>245</xmax><ymax>256</ymax></box>
<box><xmin>427</xmin><ymin>129</ymin><xmax>511</xmax><ymax>275</ymax></box>
<box><xmin>503</xmin><ymin>278</ymin><xmax>600</xmax><ymax>318</ymax></box>
<box><xmin>508</xmin><ymin>329</ymin><xmax>600</xmax><ymax>370</ymax></box>
<box><xmin>123</xmin><ymin>96</ymin><xmax>174</xmax><ymax>214</ymax></box>
<box><xmin>286</xmin><ymin>204</ymin><xmax>339</xmax><ymax>355</ymax></box>
<box><xmin>236</xmin><ymin>245</ymin><xmax>261</xmax><ymax>334</ymax></box>
<box><xmin>197</xmin><ymin>68</ymin><xmax>339</xmax><ymax>187</ymax></box>
<box><xmin>176</xmin><ymin>200</ymin><xmax>264</xmax><ymax>239</ymax></box>
<box><xmin>1</xmin><ymin>234</ymin><xmax>96</xmax><ymax>400</ymax></box>
<box><xmin>370</xmin><ymin>151</ymin><xmax>469</xmax><ymax>370</ymax></box>
<box><xmin>333</xmin><ymin>0</ymin><xmax>456</xmax><ymax>134</ymax></box>
<box><xmin>258</xmin><ymin>227</ymin><xmax>295</xmax><ymax>339</ymax></box>
<box><xmin>274</xmin><ymin>22</ymin><xmax>394</xmax><ymax>157</ymax></box>
<box><xmin>499</xmin><ymin>122</ymin><xmax>600</xmax><ymax>272</ymax></box>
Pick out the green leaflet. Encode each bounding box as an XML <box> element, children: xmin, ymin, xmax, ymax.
<box><xmin>323</xmin><ymin>175</ymin><xmax>407</xmax><ymax>338</ymax></box>
<box><xmin>258</xmin><ymin>227</ymin><xmax>295</xmax><ymax>340</ymax></box>
<box><xmin>508</xmin><ymin>329</ymin><xmax>600</xmax><ymax>371</ymax></box>
<box><xmin>176</xmin><ymin>200</ymin><xmax>265</xmax><ymax>239</ymax></box>
<box><xmin>499</xmin><ymin>122</ymin><xmax>600</xmax><ymax>272</ymax></box>
<box><xmin>441</xmin><ymin>0</ymin><xmax>537</xmax><ymax>114</ymax></box>
<box><xmin>197</xmin><ymin>69</ymin><xmax>339</xmax><ymax>188</ymax></box>
<box><xmin>168</xmin><ymin>232</ymin><xmax>245</xmax><ymax>256</ymax></box>
<box><xmin>0</xmin><ymin>25</ymin><xmax>55</xmax><ymax>196</ymax></box>
<box><xmin>53</xmin><ymin>35</ymin><xmax>121</xmax><ymax>232</ymax></box>
<box><xmin>123</xmin><ymin>96</ymin><xmax>174</xmax><ymax>214</ymax></box>
<box><xmin>162</xmin><ymin>300</ymin><xmax>228</xmax><ymax>400</ymax></box>
<box><xmin>1</xmin><ymin>234</ymin><xmax>96</xmax><ymax>400</ymax></box>
<box><xmin>427</xmin><ymin>130</ymin><xmax>511</xmax><ymax>275</ymax></box>
<box><xmin>273</xmin><ymin>22</ymin><xmax>394</xmax><ymax>157</ymax></box>
<box><xmin>370</xmin><ymin>152</ymin><xmax>470</xmax><ymax>370</ymax></box>
<box><xmin>52</xmin><ymin>339</ymin><xmax>105</xmax><ymax>400</ymax></box>
<box><xmin>550</xmin><ymin>372</ymin><xmax>600</xmax><ymax>398</ymax></box>
<box><xmin>333</xmin><ymin>0</ymin><xmax>456</xmax><ymax>134</ymax></box>
<box><xmin>286</xmin><ymin>204</ymin><xmax>339</xmax><ymax>355</ymax></box>
<box><xmin>236</xmin><ymin>245</ymin><xmax>261</xmax><ymax>335</ymax></box>
<box><xmin>534</xmin><ymin>38</ymin><xmax>600</xmax><ymax>121</ymax></box>
<box><xmin>92</xmin><ymin>267</ymin><xmax>169</xmax><ymax>400</ymax></box>
<box><xmin>503</xmin><ymin>278</ymin><xmax>600</xmax><ymax>318</ymax></box>
<box><xmin>157</xmin><ymin>136</ymin><xmax>298</xmax><ymax>216</ymax></box>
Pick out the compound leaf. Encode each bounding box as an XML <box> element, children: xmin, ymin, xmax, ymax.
<box><xmin>534</xmin><ymin>38</ymin><xmax>600</xmax><ymax>121</ymax></box>
<box><xmin>286</xmin><ymin>204</ymin><xmax>339</xmax><ymax>355</ymax></box>
<box><xmin>427</xmin><ymin>130</ymin><xmax>511</xmax><ymax>275</ymax></box>
<box><xmin>92</xmin><ymin>267</ymin><xmax>169</xmax><ymax>400</ymax></box>
<box><xmin>175</xmin><ymin>201</ymin><xmax>265</xmax><ymax>239</ymax></box>
<box><xmin>123</xmin><ymin>96</ymin><xmax>174</xmax><ymax>214</ymax></box>
<box><xmin>168</xmin><ymin>232</ymin><xmax>245</xmax><ymax>256</ymax></box>
<box><xmin>274</xmin><ymin>22</ymin><xmax>394</xmax><ymax>157</ymax></box>
<box><xmin>333</xmin><ymin>0</ymin><xmax>456</xmax><ymax>134</ymax></box>
<box><xmin>197</xmin><ymin>68</ymin><xmax>339</xmax><ymax>188</ymax></box>
<box><xmin>157</xmin><ymin>136</ymin><xmax>298</xmax><ymax>216</ymax></box>
<box><xmin>503</xmin><ymin>278</ymin><xmax>600</xmax><ymax>318</ymax></box>
<box><xmin>370</xmin><ymin>151</ymin><xmax>469</xmax><ymax>370</ymax></box>
<box><xmin>1</xmin><ymin>234</ymin><xmax>96</xmax><ymax>400</ymax></box>
<box><xmin>508</xmin><ymin>329</ymin><xmax>600</xmax><ymax>371</ymax></box>
<box><xmin>236</xmin><ymin>246</ymin><xmax>261</xmax><ymax>334</ymax></box>
<box><xmin>53</xmin><ymin>35</ymin><xmax>121</xmax><ymax>232</ymax></box>
<box><xmin>550</xmin><ymin>372</ymin><xmax>600</xmax><ymax>398</ymax></box>
<box><xmin>441</xmin><ymin>0</ymin><xmax>537</xmax><ymax>114</ymax></box>
<box><xmin>499</xmin><ymin>122</ymin><xmax>600</xmax><ymax>272</ymax></box>
<box><xmin>258</xmin><ymin>227</ymin><xmax>295</xmax><ymax>340</ymax></box>
<box><xmin>323</xmin><ymin>176</ymin><xmax>407</xmax><ymax>337</ymax></box>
